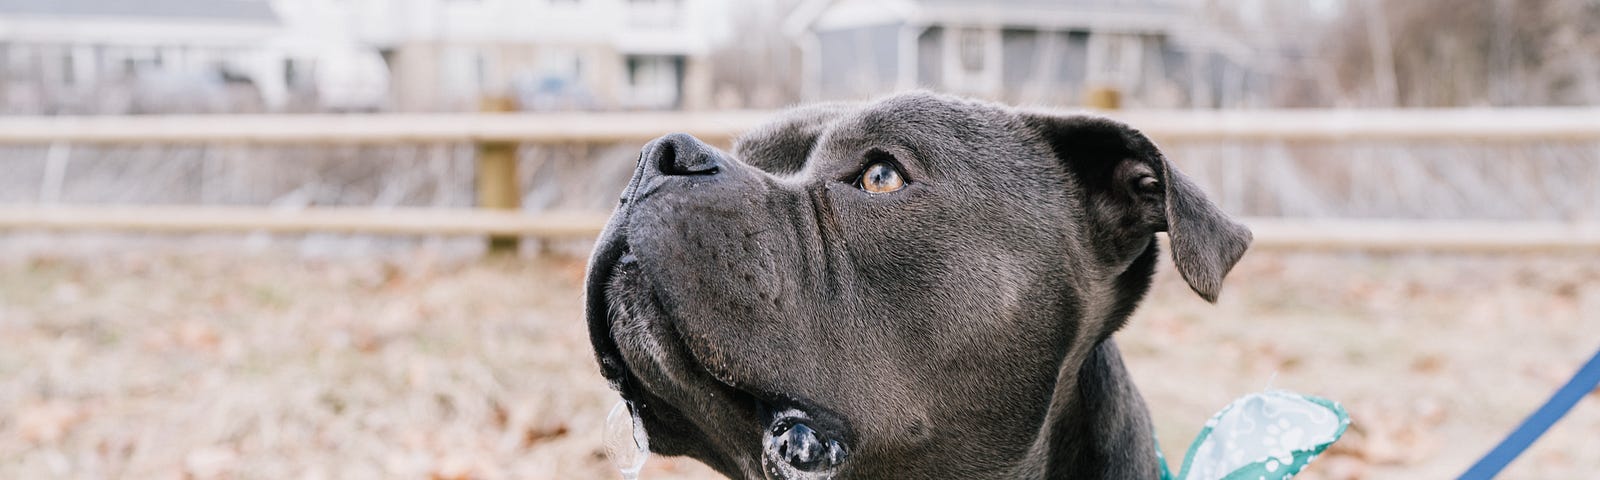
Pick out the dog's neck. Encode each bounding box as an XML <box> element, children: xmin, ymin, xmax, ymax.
<box><xmin>1008</xmin><ymin>339</ymin><xmax>1158</xmax><ymax>480</ymax></box>
<box><xmin>1035</xmin><ymin>338</ymin><xmax>1159</xmax><ymax>479</ymax></box>
<box><xmin>1013</xmin><ymin>239</ymin><xmax>1162</xmax><ymax>479</ymax></box>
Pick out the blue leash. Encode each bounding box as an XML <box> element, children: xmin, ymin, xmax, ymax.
<box><xmin>1459</xmin><ymin>344</ymin><xmax>1600</xmax><ymax>479</ymax></box>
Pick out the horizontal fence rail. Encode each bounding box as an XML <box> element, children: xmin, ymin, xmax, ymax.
<box><xmin>0</xmin><ymin>112</ymin><xmax>770</xmax><ymax>145</ymax></box>
<box><xmin>2</xmin><ymin>108</ymin><xmax>1598</xmax><ymax>252</ymax></box>
<box><xmin>1</xmin><ymin>108</ymin><xmax>1600</xmax><ymax>145</ymax></box>
<box><xmin>2</xmin><ymin>207</ymin><xmax>1598</xmax><ymax>253</ymax></box>
<box><xmin>0</xmin><ymin>206</ymin><xmax>608</xmax><ymax>238</ymax></box>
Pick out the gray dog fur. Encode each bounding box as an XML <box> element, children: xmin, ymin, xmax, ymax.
<box><xmin>585</xmin><ymin>91</ymin><xmax>1251</xmax><ymax>479</ymax></box>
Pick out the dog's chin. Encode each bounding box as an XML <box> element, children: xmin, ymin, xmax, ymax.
<box><xmin>587</xmin><ymin>239</ymin><xmax>851</xmax><ymax>480</ymax></box>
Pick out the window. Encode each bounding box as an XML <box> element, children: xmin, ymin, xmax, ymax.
<box><xmin>539</xmin><ymin>49</ymin><xmax>581</xmax><ymax>82</ymax></box>
<box><xmin>624</xmin><ymin>54</ymin><xmax>681</xmax><ymax>109</ymax></box>
<box><xmin>959</xmin><ymin>29</ymin><xmax>985</xmax><ymax>73</ymax></box>
<box><xmin>7</xmin><ymin>45</ymin><xmax>35</xmax><ymax>78</ymax></box>
<box><xmin>1087</xmin><ymin>33</ymin><xmax>1144</xmax><ymax>89</ymax></box>
<box><xmin>284</xmin><ymin>58</ymin><xmax>318</xmax><ymax>89</ymax></box>
<box><xmin>942</xmin><ymin>27</ymin><xmax>999</xmax><ymax>94</ymax></box>
<box><xmin>60</xmin><ymin>49</ymin><xmax>75</xmax><ymax>86</ymax></box>
<box><xmin>474</xmin><ymin>53</ymin><xmax>487</xmax><ymax>89</ymax></box>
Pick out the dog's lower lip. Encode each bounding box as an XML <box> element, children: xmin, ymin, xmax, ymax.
<box><xmin>586</xmin><ymin>230</ymin><xmax>636</xmax><ymax>389</ymax></box>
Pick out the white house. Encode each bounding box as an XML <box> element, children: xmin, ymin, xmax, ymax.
<box><xmin>0</xmin><ymin>0</ymin><xmax>726</xmax><ymax>114</ymax></box>
<box><xmin>257</xmin><ymin>0</ymin><xmax>391</xmax><ymax>112</ymax></box>
<box><xmin>301</xmin><ymin>0</ymin><xmax>729</xmax><ymax>112</ymax></box>
<box><xmin>785</xmin><ymin>0</ymin><xmax>1266</xmax><ymax>108</ymax></box>
<box><xmin>0</xmin><ymin>0</ymin><xmax>285</xmax><ymax>113</ymax></box>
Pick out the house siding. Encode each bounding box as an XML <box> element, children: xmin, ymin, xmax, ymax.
<box><xmin>1054</xmin><ymin>31</ymin><xmax>1091</xmax><ymax>101</ymax></box>
<box><xmin>797</xmin><ymin>0</ymin><xmax>1268</xmax><ymax>108</ymax></box>
<box><xmin>916</xmin><ymin>26</ymin><xmax>943</xmax><ymax>90</ymax></box>
<box><xmin>997</xmin><ymin>28</ymin><xmax>1088</xmax><ymax>104</ymax></box>
<box><xmin>816</xmin><ymin>23</ymin><xmax>901</xmax><ymax>99</ymax></box>
<box><xmin>1000</xmin><ymin>29</ymin><xmax>1039</xmax><ymax>94</ymax></box>
<box><xmin>853</xmin><ymin>25</ymin><xmax>1104</xmax><ymax>105</ymax></box>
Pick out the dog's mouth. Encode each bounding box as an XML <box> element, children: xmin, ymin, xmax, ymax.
<box><xmin>586</xmin><ymin>233</ymin><xmax>852</xmax><ymax>479</ymax></box>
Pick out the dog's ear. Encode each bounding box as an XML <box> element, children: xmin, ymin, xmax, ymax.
<box><xmin>1021</xmin><ymin>112</ymin><xmax>1251</xmax><ymax>302</ymax></box>
<box><xmin>734</xmin><ymin>102</ymin><xmax>857</xmax><ymax>175</ymax></box>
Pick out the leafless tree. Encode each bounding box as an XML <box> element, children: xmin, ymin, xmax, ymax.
<box><xmin>1315</xmin><ymin>0</ymin><xmax>1600</xmax><ymax>107</ymax></box>
<box><xmin>705</xmin><ymin>0</ymin><xmax>805</xmax><ymax>109</ymax></box>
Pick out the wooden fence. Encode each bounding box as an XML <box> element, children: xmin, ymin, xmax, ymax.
<box><xmin>2</xmin><ymin>108</ymin><xmax>1599</xmax><ymax>253</ymax></box>
<box><xmin>3</xmin><ymin>108</ymin><xmax>1599</xmax><ymax>145</ymax></box>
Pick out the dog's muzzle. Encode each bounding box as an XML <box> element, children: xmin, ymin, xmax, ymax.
<box><xmin>587</xmin><ymin>133</ymin><xmax>855</xmax><ymax>480</ymax></box>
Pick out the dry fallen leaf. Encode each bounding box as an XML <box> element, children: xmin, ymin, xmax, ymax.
<box><xmin>1328</xmin><ymin>400</ymin><xmax>1442</xmax><ymax>467</ymax></box>
<box><xmin>177</xmin><ymin>320</ymin><xmax>221</xmax><ymax>351</ymax></box>
<box><xmin>522</xmin><ymin>421</ymin><xmax>570</xmax><ymax>448</ymax></box>
<box><xmin>15</xmin><ymin>401</ymin><xmax>88</xmax><ymax>445</ymax></box>
<box><xmin>430</xmin><ymin>452</ymin><xmax>500</xmax><ymax>480</ymax></box>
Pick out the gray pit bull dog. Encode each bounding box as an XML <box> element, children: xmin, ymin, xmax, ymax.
<box><xmin>585</xmin><ymin>92</ymin><xmax>1251</xmax><ymax>479</ymax></box>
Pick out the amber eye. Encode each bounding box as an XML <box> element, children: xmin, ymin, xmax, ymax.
<box><xmin>858</xmin><ymin>162</ymin><xmax>905</xmax><ymax>194</ymax></box>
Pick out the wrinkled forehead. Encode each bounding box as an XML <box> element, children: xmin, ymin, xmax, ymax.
<box><xmin>734</xmin><ymin>94</ymin><xmax>1033</xmax><ymax>180</ymax></box>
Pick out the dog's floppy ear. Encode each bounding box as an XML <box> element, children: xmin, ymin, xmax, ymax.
<box><xmin>1021</xmin><ymin>112</ymin><xmax>1251</xmax><ymax>302</ymax></box>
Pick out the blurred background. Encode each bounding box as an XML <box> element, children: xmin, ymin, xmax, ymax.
<box><xmin>0</xmin><ymin>0</ymin><xmax>1598</xmax><ymax>478</ymax></box>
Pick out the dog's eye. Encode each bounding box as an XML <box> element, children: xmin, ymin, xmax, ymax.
<box><xmin>858</xmin><ymin>162</ymin><xmax>905</xmax><ymax>194</ymax></box>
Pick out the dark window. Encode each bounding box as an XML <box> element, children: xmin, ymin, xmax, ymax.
<box><xmin>959</xmin><ymin>29</ymin><xmax>985</xmax><ymax>72</ymax></box>
<box><xmin>61</xmin><ymin>50</ymin><xmax>75</xmax><ymax>86</ymax></box>
<box><xmin>474</xmin><ymin>53</ymin><xmax>487</xmax><ymax>88</ymax></box>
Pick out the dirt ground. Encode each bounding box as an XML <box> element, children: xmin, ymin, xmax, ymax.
<box><xmin>1</xmin><ymin>246</ymin><xmax>1597</xmax><ymax>479</ymax></box>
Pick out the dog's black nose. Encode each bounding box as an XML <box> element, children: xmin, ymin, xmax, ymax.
<box><xmin>647</xmin><ymin>133</ymin><xmax>721</xmax><ymax>176</ymax></box>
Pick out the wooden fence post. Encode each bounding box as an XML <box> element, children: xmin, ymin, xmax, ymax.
<box><xmin>1085</xmin><ymin>86</ymin><xmax>1121</xmax><ymax>111</ymax></box>
<box><xmin>477</xmin><ymin>96</ymin><xmax>521</xmax><ymax>254</ymax></box>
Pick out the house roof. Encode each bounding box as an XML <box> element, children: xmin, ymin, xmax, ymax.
<box><xmin>915</xmin><ymin>0</ymin><xmax>1174</xmax><ymax>7</ymax></box>
<box><xmin>0</xmin><ymin>0</ymin><xmax>279</xmax><ymax>24</ymax></box>
<box><xmin>787</xmin><ymin>0</ymin><xmax>1184</xmax><ymax>35</ymax></box>
<box><xmin>783</xmin><ymin>0</ymin><xmax>1266</xmax><ymax>70</ymax></box>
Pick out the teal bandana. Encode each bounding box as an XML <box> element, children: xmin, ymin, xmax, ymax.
<box><xmin>1159</xmin><ymin>390</ymin><xmax>1349</xmax><ymax>480</ymax></box>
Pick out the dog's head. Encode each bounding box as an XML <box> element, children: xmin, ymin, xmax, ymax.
<box><xmin>586</xmin><ymin>92</ymin><xmax>1249</xmax><ymax>479</ymax></box>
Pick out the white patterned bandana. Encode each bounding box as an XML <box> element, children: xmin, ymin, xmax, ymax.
<box><xmin>1158</xmin><ymin>390</ymin><xmax>1349</xmax><ymax>480</ymax></box>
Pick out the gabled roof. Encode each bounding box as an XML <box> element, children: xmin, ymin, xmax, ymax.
<box><xmin>915</xmin><ymin>0</ymin><xmax>1174</xmax><ymax>7</ymax></box>
<box><xmin>787</xmin><ymin>0</ymin><xmax>1184</xmax><ymax>36</ymax></box>
<box><xmin>0</xmin><ymin>0</ymin><xmax>279</xmax><ymax>24</ymax></box>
